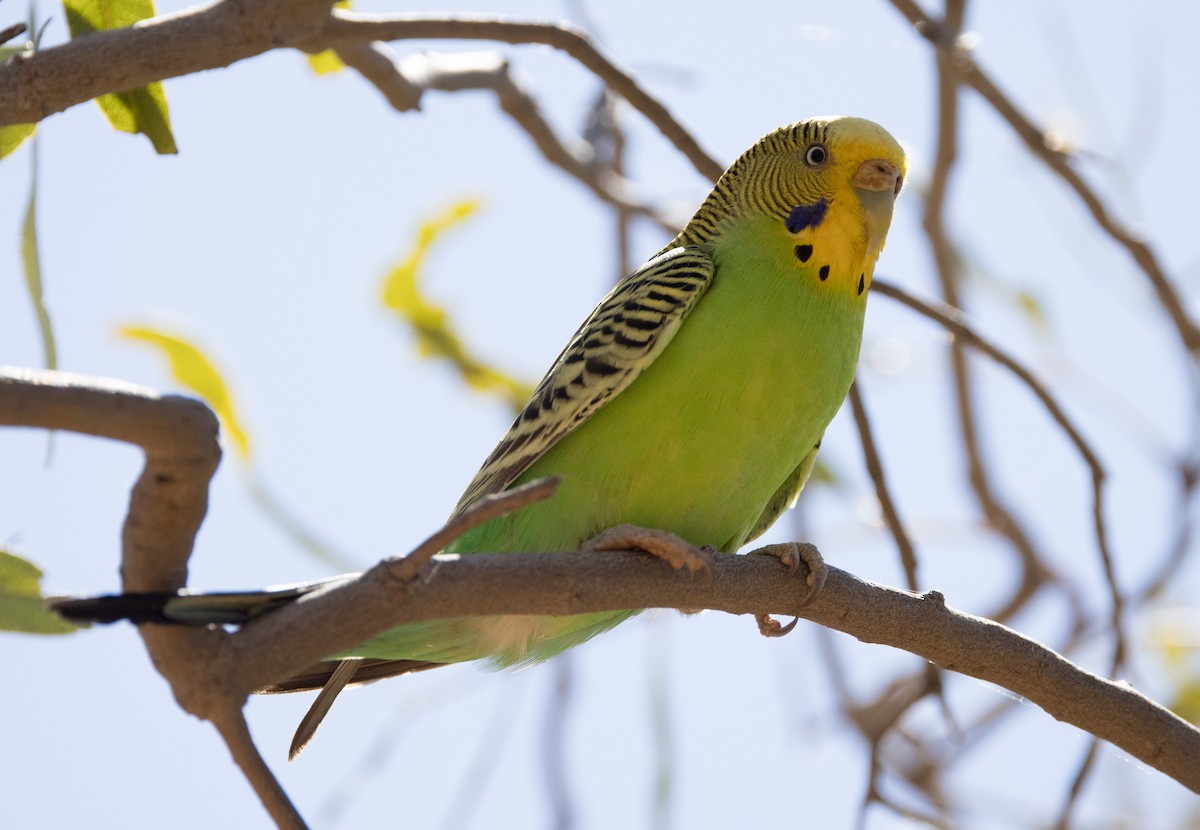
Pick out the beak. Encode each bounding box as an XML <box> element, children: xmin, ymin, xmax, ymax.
<box><xmin>852</xmin><ymin>159</ymin><xmax>903</xmax><ymax>258</ymax></box>
<box><xmin>852</xmin><ymin>158</ymin><xmax>904</xmax><ymax>195</ymax></box>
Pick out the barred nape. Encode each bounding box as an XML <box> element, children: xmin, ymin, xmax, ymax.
<box><xmin>673</xmin><ymin>118</ymin><xmax>833</xmax><ymax>249</ymax></box>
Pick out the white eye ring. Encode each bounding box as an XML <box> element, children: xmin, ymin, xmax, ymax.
<box><xmin>804</xmin><ymin>143</ymin><xmax>828</xmax><ymax>167</ymax></box>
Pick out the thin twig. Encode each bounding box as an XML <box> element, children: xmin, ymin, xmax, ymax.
<box><xmin>210</xmin><ymin>708</ymin><xmax>308</xmax><ymax>830</ymax></box>
<box><xmin>389</xmin><ymin>476</ymin><xmax>560</xmax><ymax>581</ymax></box>
<box><xmin>1053</xmin><ymin>737</ymin><xmax>1100</xmax><ymax>830</ymax></box>
<box><xmin>1138</xmin><ymin>458</ymin><xmax>1200</xmax><ymax>602</ymax></box>
<box><xmin>872</xmin><ymin>279</ymin><xmax>1127</xmax><ymax>668</ymax></box>
<box><xmin>318</xmin><ymin>11</ymin><xmax>723</xmax><ymax>182</ymax></box>
<box><xmin>333</xmin><ymin>45</ymin><xmax>677</xmax><ymax>234</ymax></box>
<box><xmin>0</xmin><ymin>21</ymin><xmax>27</xmax><ymax>47</ymax></box>
<box><xmin>885</xmin><ymin>0</ymin><xmax>1200</xmax><ymax>356</ymax></box>
<box><xmin>542</xmin><ymin>656</ymin><xmax>575</xmax><ymax>830</ymax></box>
<box><xmin>855</xmin><ymin>670</ymin><xmax>942</xmax><ymax>826</ymax></box>
<box><xmin>914</xmin><ymin>0</ymin><xmax>1059</xmax><ymax>634</ymax></box>
<box><xmin>848</xmin><ymin>381</ymin><xmax>920</xmax><ymax>591</ymax></box>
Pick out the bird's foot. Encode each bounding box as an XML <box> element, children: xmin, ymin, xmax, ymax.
<box><xmin>583</xmin><ymin>524</ymin><xmax>715</xmax><ymax>575</ymax></box>
<box><xmin>752</xmin><ymin>542</ymin><xmax>827</xmax><ymax>638</ymax></box>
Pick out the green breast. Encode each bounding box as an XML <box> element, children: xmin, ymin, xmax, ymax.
<box><xmin>459</xmin><ymin>219</ymin><xmax>867</xmax><ymax>555</ymax></box>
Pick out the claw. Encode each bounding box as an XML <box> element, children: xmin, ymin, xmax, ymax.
<box><xmin>751</xmin><ymin>543</ymin><xmax>827</xmax><ymax>638</ymax></box>
<box><xmin>755</xmin><ymin>613</ymin><xmax>799</xmax><ymax>638</ymax></box>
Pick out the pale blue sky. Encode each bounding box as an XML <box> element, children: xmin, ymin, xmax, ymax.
<box><xmin>3</xmin><ymin>1</ymin><xmax>1198</xmax><ymax>827</ymax></box>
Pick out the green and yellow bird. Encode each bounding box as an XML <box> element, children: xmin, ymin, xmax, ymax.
<box><xmin>57</xmin><ymin>116</ymin><xmax>905</xmax><ymax>755</ymax></box>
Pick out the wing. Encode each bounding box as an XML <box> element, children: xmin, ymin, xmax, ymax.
<box><xmin>449</xmin><ymin>245</ymin><xmax>715</xmax><ymax>518</ymax></box>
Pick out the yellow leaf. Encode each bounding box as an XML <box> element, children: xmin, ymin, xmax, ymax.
<box><xmin>63</xmin><ymin>0</ymin><xmax>178</xmax><ymax>154</ymax></box>
<box><xmin>118</xmin><ymin>326</ymin><xmax>251</xmax><ymax>458</ymax></box>
<box><xmin>1</xmin><ymin>124</ymin><xmax>37</xmax><ymax>160</ymax></box>
<box><xmin>381</xmin><ymin>200</ymin><xmax>535</xmax><ymax>411</ymax></box>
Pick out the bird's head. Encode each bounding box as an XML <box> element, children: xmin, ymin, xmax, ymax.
<box><xmin>690</xmin><ymin>116</ymin><xmax>906</xmax><ymax>296</ymax></box>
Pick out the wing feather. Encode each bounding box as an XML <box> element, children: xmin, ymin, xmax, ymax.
<box><xmin>450</xmin><ymin>246</ymin><xmax>714</xmax><ymax>517</ymax></box>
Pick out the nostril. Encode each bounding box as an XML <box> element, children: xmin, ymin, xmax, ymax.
<box><xmin>893</xmin><ymin>174</ymin><xmax>904</xmax><ymax>196</ymax></box>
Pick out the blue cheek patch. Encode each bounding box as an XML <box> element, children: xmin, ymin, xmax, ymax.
<box><xmin>785</xmin><ymin>198</ymin><xmax>828</xmax><ymax>234</ymax></box>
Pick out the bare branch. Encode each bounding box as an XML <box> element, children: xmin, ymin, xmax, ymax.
<box><xmin>0</xmin><ymin>367</ymin><xmax>220</xmax><ymax>591</ymax></box>
<box><xmin>0</xmin><ymin>0</ymin><xmax>337</xmax><ymax>125</ymax></box>
<box><xmin>904</xmin><ymin>0</ymin><xmax>1065</xmax><ymax>635</ymax></box>
<box><xmin>317</xmin><ymin>11</ymin><xmax>723</xmax><ymax>181</ymax></box>
<box><xmin>848</xmin><ymin>380</ymin><xmax>920</xmax><ymax>591</ymax></box>
<box><xmin>10</xmin><ymin>366</ymin><xmax>1200</xmax><ymax>810</ymax></box>
<box><xmin>872</xmin><ymin>279</ymin><xmax>1126</xmax><ymax>667</ymax></box>
<box><xmin>1054</xmin><ymin>737</ymin><xmax>1100</xmax><ymax>830</ymax></box>
<box><xmin>389</xmin><ymin>476</ymin><xmax>560</xmax><ymax>581</ymax></box>
<box><xmin>209</xmin><ymin>708</ymin><xmax>309</xmax><ymax>830</ymax></box>
<box><xmin>885</xmin><ymin>0</ymin><xmax>1200</xmax><ymax>355</ymax></box>
<box><xmin>0</xmin><ymin>5</ymin><xmax>723</xmax><ymax>182</ymax></box>
<box><xmin>333</xmin><ymin>45</ymin><xmax>676</xmax><ymax>233</ymax></box>
<box><xmin>181</xmin><ymin>547</ymin><xmax>1200</xmax><ymax>793</ymax></box>
<box><xmin>0</xmin><ymin>22</ymin><xmax>28</xmax><ymax>47</ymax></box>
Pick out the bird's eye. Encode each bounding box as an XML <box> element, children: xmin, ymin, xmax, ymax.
<box><xmin>804</xmin><ymin>143</ymin><xmax>828</xmax><ymax>167</ymax></box>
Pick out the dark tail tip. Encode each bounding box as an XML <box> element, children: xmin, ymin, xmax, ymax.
<box><xmin>48</xmin><ymin>592</ymin><xmax>183</xmax><ymax>625</ymax></box>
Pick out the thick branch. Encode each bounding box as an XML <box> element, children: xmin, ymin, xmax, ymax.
<box><xmin>0</xmin><ymin>5</ymin><xmax>722</xmax><ymax>180</ymax></box>
<box><xmin>0</xmin><ymin>367</ymin><xmax>220</xmax><ymax>591</ymax></box>
<box><xmin>213</xmin><ymin>549</ymin><xmax>1200</xmax><ymax>794</ymax></box>
<box><xmin>0</xmin><ymin>0</ymin><xmax>337</xmax><ymax>124</ymax></box>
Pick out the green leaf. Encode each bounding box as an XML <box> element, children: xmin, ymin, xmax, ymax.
<box><xmin>0</xmin><ymin>124</ymin><xmax>37</xmax><ymax>159</ymax></box>
<box><xmin>381</xmin><ymin>199</ymin><xmax>535</xmax><ymax>412</ymax></box>
<box><xmin>62</xmin><ymin>0</ymin><xmax>178</xmax><ymax>154</ymax></box>
<box><xmin>117</xmin><ymin>326</ymin><xmax>251</xmax><ymax>458</ymax></box>
<box><xmin>21</xmin><ymin>143</ymin><xmax>57</xmax><ymax>370</ymax></box>
<box><xmin>0</xmin><ymin>548</ymin><xmax>77</xmax><ymax>634</ymax></box>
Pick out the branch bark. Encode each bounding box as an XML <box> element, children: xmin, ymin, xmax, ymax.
<box><xmin>0</xmin><ymin>367</ymin><xmax>220</xmax><ymax>591</ymax></box>
<box><xmin>0</xmin><ymin>4</ymin><xmax>721</xmax><ymax>180</ymax></box>
<box><xmin>213</xmin><ymin>548</ymin><xmax>1200</xmax><ymax>795</ymax></box>
<box><xmin>885</xmin><ymin>0</ymin><xmax>1200</xmax><ymax>356</ymax></box>
<box><xmin>7</xmin><ymin>369</ymin><xmax>1198</xmax><ymax>798</ymax></box>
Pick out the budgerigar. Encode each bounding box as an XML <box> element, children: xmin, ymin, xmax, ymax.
<box><xmin>56</xmin><ymin>116</ymin><xmax>906</xmax><ymax>756</ymax></box>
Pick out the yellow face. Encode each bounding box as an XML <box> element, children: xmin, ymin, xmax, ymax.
<box><xmin>726</xmin><ymin>116</ymin><xmax>907</xmax><ymax>297</ymax></box>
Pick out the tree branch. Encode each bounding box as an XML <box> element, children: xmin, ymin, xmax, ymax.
<box><xmin>0</xmin><ymin>4</ymin><xmax>722</xmax><ymax>181</ymax></box>
<box><xmin>316</xmin><ymin>10</ymin><xmax>723</xmax><ymax>181</ymax></box>
<box><xmin>209</xmin><ymin>548</ymin><xmax>1200</xmax><ymax>793</ymax></box>
<box><xmin>873</xmin><ymin>278</ymin><xmax>1126</xmax><ymax>666</ymax></box>
<box><xmin>0</xmin><ymin>367</ymin><xmax>220</xmax><ymax>591</ymax></box>
<box><xmin>332</xmin><ymin>45</ymin><xmax>677</xmax><ymax>233</ymax></box>
<box><xmin>884</xmin><ymin>0</ymin><xmax>1200</xmax><ymax>356</ymax></box>
<box><xmin>848</xmin><ymin>380</ymin><xmax>920</xmax><ymax>591</ymax></box>
<box><xmin>8</xmin><ymin>366</ymin><xmax>1200</xmax><ymax>820</ymax></box>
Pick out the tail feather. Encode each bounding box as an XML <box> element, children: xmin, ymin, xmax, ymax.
<box><xmin>49</xmin><ymin>580</ymin><xmax>448</xmax><ymax>759</ymax></box>
<box><xmin>257</xmin><ymin>657</ymin><xmax>445</xmax><ymax>694</ymax></box>
<box><xmin>48</xmin><ymin>579</ymin><xmax>345</xmax><ymax>626</ymax></box>
<box><xmin>271</xmin><ymin>657</ymin><xmax>446</xmax><ymax>761</ymax></box>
